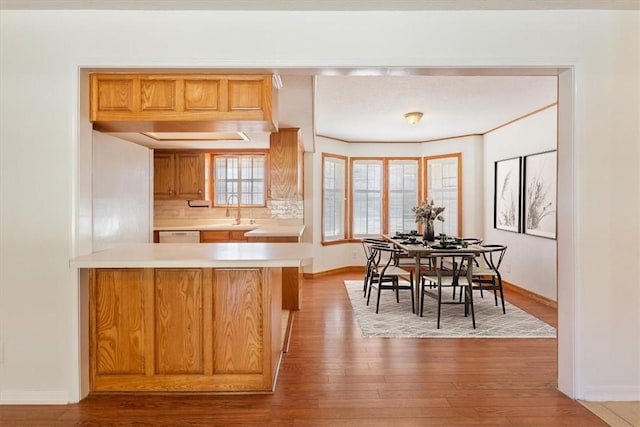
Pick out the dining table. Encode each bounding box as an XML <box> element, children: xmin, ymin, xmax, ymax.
<box><xmin>383</xmin><ymin>234</ymin><xmax>488</xmax><ymax>315</ymax></box>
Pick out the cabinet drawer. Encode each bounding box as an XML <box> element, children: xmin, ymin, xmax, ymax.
<box><xmin>201</xmin><ymin>231</ymin><xmax>230</xmax><ymax>242</ymax></box>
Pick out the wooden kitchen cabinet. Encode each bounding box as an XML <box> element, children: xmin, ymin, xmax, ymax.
<box><xmin>175</xmin><ymin>152</ymin><xmax>205</xmax><ymax>199</ymax></box>
<box><xmin>154</xmin><ymin>151</ymin><xmax>204</xmax><ymax>200</ymax></box>
<box><xmin>89</xmin><ymin>267</ymin><xmax>282</xmax><ymax>392</ymax></box>
<box><xmin>269</xmin><ymin>128</ymin><xmax>304</xmax><ymax>200</ymax></box>
<box><xmin>90</xmin><ymin>73</ymin><xmax>278</xmax><ymax>132</ymax></box>
<box><xmin>153</xmin><ymin>152</ymin><xmax>176</xmax><ymax>199</ymax></box>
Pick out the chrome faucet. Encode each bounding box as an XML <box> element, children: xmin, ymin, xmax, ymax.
<box><xmin>226</xmin><ymin>194</ymin><xmax>241</xmax><ymax>225</ymax></box>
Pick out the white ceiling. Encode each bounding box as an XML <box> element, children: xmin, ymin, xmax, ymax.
<box><xmin>315</xmin><ymin>75</ymin><xmax>557</xmax><ymax>143</ymax></box>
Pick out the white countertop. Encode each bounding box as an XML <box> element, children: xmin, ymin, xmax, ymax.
<box><xmin>70</xmin><ymin>242</ymin><xmax>313</xmax><ymax>269</ymax></box>
<box><xmin>154</xmin><ymin>224</ymin><xmax>259</xmax><ymax>231</ymax></box>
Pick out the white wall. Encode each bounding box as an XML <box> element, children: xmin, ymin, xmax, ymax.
<box><xmin>0</xmin><ymin>8</ymin><xmax>638</xmax><ymax>403</ymax></box>
<box><xmin>483</xmin><ymin>107</ymin><xmax>558</xmax><ymax>301</ymax></box>
<box><xmin>92</xmin><ymin>132</ymin><xmax>152</xmax><ymax>251</ymax></box>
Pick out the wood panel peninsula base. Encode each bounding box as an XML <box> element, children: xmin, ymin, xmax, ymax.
<box><xmin>71</xmin><ymin>242</ymin><xmax>312</xmax><ymax>394</ymax></box>
<box><xmin>90</xmin><ymin>266</ymin><xmax>281</xmax><ymax>392</ymax></box>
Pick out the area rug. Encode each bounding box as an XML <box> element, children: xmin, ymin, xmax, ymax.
<box><xmin>344</xmin><ymin>280</ymin><xmax>556</xmax><ymax>338</ymax></box>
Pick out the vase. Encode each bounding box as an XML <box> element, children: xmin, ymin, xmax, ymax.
<box><xmin>423</xmin><ymin>220</ymin><xmax>435</xmax><ymax>242</ymax></box>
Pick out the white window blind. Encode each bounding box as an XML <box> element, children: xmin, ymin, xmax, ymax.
<box><xmin>388</xmin><ymin>159</ymin><xmax>419</xmax><ymax>234</ymax></box>
<box><xmin>352</xmin><ymin>160</ymin><xmax>382</xmax><ymax>237</ymax></box>
<box><xmin>426</xmin><ymin>155</ymin><xmax>460</xmax><ymax>236</ymax></box>
<box><xmin>322</xmin><ymin>155</ymin><xmax>346</xmax><ymax>241</ymax></box>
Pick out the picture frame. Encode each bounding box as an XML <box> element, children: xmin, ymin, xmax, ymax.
<box><xmin>523</xmin><ymin>150</ymin><xmax>557</xmax><ymax>239</ymax></box>
<box><xmin>494</xmin><ymin>156</ymin><xmax>522</xmax><ymax>233</ymax></box>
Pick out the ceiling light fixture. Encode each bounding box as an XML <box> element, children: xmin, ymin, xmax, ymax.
<box><xmin>404</xmin><ymin>111</ymin><xmax>423</xmax><ymax>125</ymax></box>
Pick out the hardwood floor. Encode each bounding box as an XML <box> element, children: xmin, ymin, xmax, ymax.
<box><xmin>0</xmin><ymin>271</ymin><xmax>607</xmax><ymax>426</ymax></box>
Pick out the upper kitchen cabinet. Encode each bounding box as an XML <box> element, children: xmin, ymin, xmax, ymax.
<box><xmin>90</xmin><ymin>73</ymin><xmax>278</xmax><ymax>132</ymax></box>
<box><xmin>154</xmin><ymin>151</ymin><xmax>204</xmax><ymax>200</ymax></box>
<box><xmin>269</xmin><ymin>128</ymin><xmax>304</xmax><ymax>200</ymax></box>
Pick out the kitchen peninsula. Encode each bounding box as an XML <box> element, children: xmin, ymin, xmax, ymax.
<box><xmin>154</xmin><ymin>223</ymin><xmax>306</xmax><ymax>310</ymax></box>
<box><xmin>71</xmin><ymin>242</ymin><xmax>312</xmax><ymax>393</ymax></box>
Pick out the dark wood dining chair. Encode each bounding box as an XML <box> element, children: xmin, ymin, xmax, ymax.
<box><xmin>470</xmin><ymin>244</ymin><xmax>507</xmax><ymax>314</ymax></box>
<box><xmin>365</xmin><ymin>242</ymin><xmax>415</xmax><ymax>314</ymax></box>
<box><xmin>420</xmin><ymin>252</ymin><xmax>476</xmax><ymax>329</ymax></box>
<box><xmin>361</xmin><ymin>237</ymin><xmax>388</xmax><ymax>297</ymax></box>
<box><xmin>448</xmin><ymin>237</ymin><xmax>483</xmax><ymax>300</ymax></box>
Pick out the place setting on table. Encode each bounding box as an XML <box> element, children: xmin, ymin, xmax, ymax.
<box><xmin>386</xmin><ymin>200</ymin><xmax>481</xmax><ymax>252</ymax></box>
<box><xmin>389</xmin><ymin>231</ymin><xmax>474</xmax><ymax>250</ymax></box>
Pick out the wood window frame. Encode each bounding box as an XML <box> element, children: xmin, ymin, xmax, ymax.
<box><xmin>209</xmin><ymin>149</ymin><xmax>269</xmax><ymax>208</ymax></box>
<box><xmin>423</xmin><ymin>152</ymin><xmax>463</xmax><ymax>236</ymax></box>
<box><xmin>349</xmin><ymin>157</ymin><xmax>422</xmax><ymax>241</ymax></box>
<box><xmin>321</xmin><ymin>153</ymin><xmax>349</xmax><ymax>246</ymax></box>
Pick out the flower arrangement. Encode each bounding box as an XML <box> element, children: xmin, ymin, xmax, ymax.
<box><xmin>412</xmin><ymin>200</ymin><xmax>445</xmax><ymax>225</ymax></box>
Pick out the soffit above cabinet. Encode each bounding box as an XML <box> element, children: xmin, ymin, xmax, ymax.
<box><xmin>90</xmin><ymin>73</ymin><xmax>279</xmax><ymax>134</ymax></box>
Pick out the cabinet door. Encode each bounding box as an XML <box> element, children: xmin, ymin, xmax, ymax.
<box><xmin>91</xmin><ymin>269</ymin><xmax>148</xmax><ymax>377</ymax></box>
<box><xmin>154</xmin><ymin>152</ymin><xmax>176</xmax><ymax>199</ymax></box>
<box><xmin>212</xmin><ymin>268</ymin><xmax>265</xmax><ymax>375</ymax></box>
<box><xmin>269</xmin><ymin>128</ymin><xmax>302</xmax><ymax>200</ymax></box>
<box><xmin>175</xmin><ymin>152</ymin><xmax>205</xmax><ymax>199</ymax></box>
<box><xmin>154</xmin><ymin>269</ymin><xmax>207</xmax><ymax>375</ymax></box>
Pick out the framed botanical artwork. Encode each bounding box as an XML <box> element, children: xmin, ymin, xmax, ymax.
<box><xmin>494</xmin><ymin>157</ymin><xmax>522</xmax><ymax>233</ymax></box>
<box><xmin>523</xmin><ymin>150</ymin><xmax>557</xmax><ymax>239</ymax></box>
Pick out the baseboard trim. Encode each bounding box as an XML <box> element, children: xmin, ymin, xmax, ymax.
<box><xmin>282</xmin><ymin>310</ymin><xmax>294</xmax><ymax>354</ymax></box>
<box><xmin>0</xmin><ymin>389</ymin><xmax>70</xmax><ymax>404</ymax></box>
<box><xmin>503</xmin><ymin>279</ymin><xmax>557</xmax><ymax>309</ymax></box>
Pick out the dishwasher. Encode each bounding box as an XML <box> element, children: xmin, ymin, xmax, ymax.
<box><xmin>158</xmin><ymin>230</ymin><xmax>201</xmax><ymax>243</ymax></box>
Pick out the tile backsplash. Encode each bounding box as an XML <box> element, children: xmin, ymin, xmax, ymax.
<box><xmin>154</xmin><ymin>199</ymin><xmax>303</xmax><ymax>225</ymax></box>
